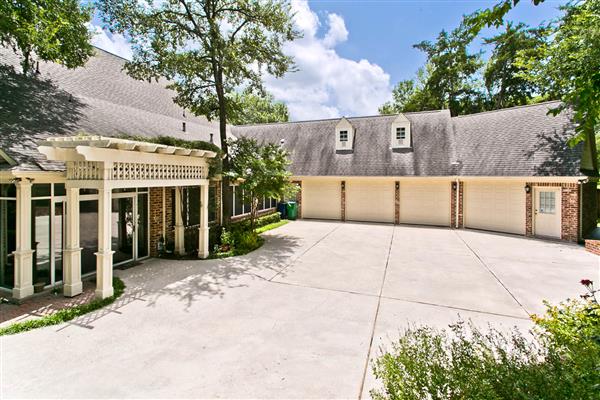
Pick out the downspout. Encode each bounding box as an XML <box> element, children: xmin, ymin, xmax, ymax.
<box><xmin>455</xmin><ymin>178</ymin><xmax>460</xmax><ymax>229</ymax></box>
<box><xmin>162</xmin><ymin>187</ymin><xmax>166</xmax><ymax>239</ymax></box>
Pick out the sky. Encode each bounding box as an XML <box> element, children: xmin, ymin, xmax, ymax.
<box><xmin>90</xmin><ymin>0</ymin><xmax>568</xmax><ymax>121</ymax></box>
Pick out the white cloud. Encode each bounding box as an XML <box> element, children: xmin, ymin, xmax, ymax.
<box><xmin>265</xmin><ymin>0</ymin><xmax>392</xmax><ymax>120</ymax></box>
<box><xmin>90</xmin><ymin>24</ymin><xmax>133</xmax><ymax>60</ymax></box>
<box><xmin>88</xmin><ymin>0</ymin><xmax>392</xmax><ymax>121</ymax></box>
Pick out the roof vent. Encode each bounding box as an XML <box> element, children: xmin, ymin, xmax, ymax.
<box><xmin>183</xmin><ymin>109</ymin><xmax>186</xmax><ymax>118</ymax></box>
<box><xmin>210</xmin><ymin>133</ymin><xmax>214</xmax><ymax>143</ymax></box>
<box><xmin>182</xmin><ymin>122</ymin><xmax>186</xmax><ymax>132</ymax></box>
<box><xmin>280</xmin><ymin>139</ymin><xmax>285</xmax><ymax>146</ymax></box>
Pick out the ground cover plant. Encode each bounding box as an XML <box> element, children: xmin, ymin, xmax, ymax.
<box><xmin>372</xmin><ymin>279</ymin><xmax>600</xmax><ymax>400</ymax></box>
<box><xmin>0</xmin><ymin>277</ymin><xmax>126</xmax><ymax>336</ymax></box>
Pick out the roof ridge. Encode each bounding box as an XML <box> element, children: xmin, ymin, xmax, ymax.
<box><xmin>234</xmin><ymin>109</ymin><xmax>446</xmax><ymax>128</ymax></box>
<box><xmin>452</xmin><ymin>100</ymin><xmax>562</xmax><ymax>119</ymax></box>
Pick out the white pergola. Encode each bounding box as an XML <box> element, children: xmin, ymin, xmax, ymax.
<box><xmin>36</xmin><ymin>136</ymin><xmax>217</xmax><ymax>299</ymax></box>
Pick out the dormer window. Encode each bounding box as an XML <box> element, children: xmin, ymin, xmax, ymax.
<box><xmin>335</xmin><ymin>118</ymin><xmax>355</xmax><ymax>152</ymax></box>
<box><xmin>390</xmin><ymin>114</ymin><xmax>411</xmax><ymax>149</ymax></box>
<box><xmin>395</xmin><ymin>127</ymin><xmax>406</xmax><ymax>140</ymax></box>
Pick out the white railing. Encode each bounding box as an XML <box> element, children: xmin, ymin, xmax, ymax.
<box><xmin>67</xmin><ymin>161</ymin><xmax>207</xmax><ymax>181</ymax></box>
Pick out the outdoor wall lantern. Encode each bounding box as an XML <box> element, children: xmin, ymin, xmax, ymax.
<box><xmin>395</xmin><ymin>182</ymin><xmax>400</xmax><ymax>190</ymax></box>
<box><xmin>452</xmin><ymin>182</ymin><xmax>458</xmax><ymax>190</ymax></box>
<box><xmin>524</xmin><ymin>184</ymin><xmax>531</xmax><ymax>193</ymax></box>
<box><xmin>341</xmin><ymin>181</ymin><xmax>345</xmax><ymax>190</ymax></box>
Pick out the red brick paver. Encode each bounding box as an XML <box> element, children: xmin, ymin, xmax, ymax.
<box><xmin>0</xmin><ymin>281</ymin><xmax>96</xmax><ymax>327</ymax></box>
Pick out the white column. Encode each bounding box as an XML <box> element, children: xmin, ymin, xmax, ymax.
<box><xmin>174</xmin><ymin>187</ymin><xmax>185</xmax><ymax>255</ymax></box>
<box><xmin>95</xmin><ymin>186</ymin><xmax>114</xmax><ymax>299</ymax></box>
<box><xmin>12</xmin><ymin>179</ymin><xmax>34</xmax><ymax>299</ymax></box>
<box><xmin>63</xmin><ymin>187</ymin><xmax>82</xmax><ymax>297</ymax></box>
<box><xmin>198</xmin><ymin>184</ymin><xmax>209</xmax><ymax>259</ymax></box>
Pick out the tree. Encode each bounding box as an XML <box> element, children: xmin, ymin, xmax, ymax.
<box><xmin>483</xmin><ymin>23</ymin><xmax>548</xmax><ymax>110</ymax></box>
<box><xmin>416</xmin><ymin>25</ymin><xmax>486</xmax><ymax>116</ymax></box>
<box><xmin>97</xmin><ymin>0</ymin><xmax>299</xmax><ymax>224</ymax></box>
<box><xmin>0</xmin><ymin>0</ymin><xmax>94</xmax><ymax>74</ymax></box>
<box><xmin>224</xmin><ymin>137</ymin><xmax>297</xmax><ymax>229</ymax></box>
<box><xmin>379</xmin><ymin>79</ymin><xmax>417</xmax><ymax>115</ymax></box>
<box><xmin>229</xmin><ymin>89</ymin><xmax>289</xmax><ymax>125</ymax></box>
<box><xmin>516</xmin><ymin>0</ymin><xmax>600</xmax><ymax>176</ymax></box>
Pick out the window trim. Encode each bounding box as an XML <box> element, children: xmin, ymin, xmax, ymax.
<box><xmin>339</xmin><ymin>130</ymin><xmax>348</xmax><ymax>142</ymax></box>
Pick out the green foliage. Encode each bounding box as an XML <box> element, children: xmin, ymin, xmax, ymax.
<box><xmin>117</xmin><ymin>134</ymin><xmax>223</xmax><ymax>177</ymax></box>
<box><xmin>255</xmin><ymin>219</ymin><xmax>288</xmax><ymax>234</ymax></box>
<box><xmin>516</xmin><ymin>0</ymin><xmax>600</xmax><ymax>174</ymax></box>
<box><xmin>0</xmin><ymin>277</ymin><xmax>126</xmax><ymax>336</ymax></box>
<box><xmin>483</xmin><ymin>22</ymin><xmax>548</xmax><ymax>109</ymax></box>
<box><xmin>372</xmin><ymin>285</ymin><xmax>600</xmax><ymax>400</ymax></box>
<box><xmin>229</xmin><ymin>88</ymin><xmax>289</xmax><ymax>125</ymax></box>
<box><xmin>211</xmin><ymin>224</ymin><xmax>264</xmax><ymax>258</ymax></box>
<box><xmin>225</xmin><ymin>137</ymin><xmax>297</xmax><ymax>228</ymax></box>
<box><xmin>97</xmin><ymin>0</ymin><xmax>300</xmax><ymax>223</ymax></box>
<box><xmin>0</xmin><ymin>0</ymin><xmax>94</xmax><ymax>74</ymax></box>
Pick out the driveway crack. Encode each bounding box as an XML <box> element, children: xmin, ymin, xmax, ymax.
<box><xmin>454</xmin><ymin>230</ymin><xmax>530</xmax><ymax>316</ymax></box>
<box><xmin>358</xmin><ymin>224</ymin><xmax>395</xmax><ymax>400</ymax></box>
<box><xmin>267</xmin><ymin>223</ymin><xmax>342</xmax><ymax>282</ymax></box>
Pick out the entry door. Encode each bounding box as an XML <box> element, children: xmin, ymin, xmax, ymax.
<box><xmin>112</xmin><ymin>193</ymin><xmax>149</xmax><ymax>265</ymax></box>
<box><xmin>534</xmin><ymin>187</ymin><xmax>561</xmax><ymax>238</ymax></box>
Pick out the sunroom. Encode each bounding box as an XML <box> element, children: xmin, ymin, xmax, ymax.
<box><xmin>0</xmin><ymin>136</ymin><xmax>217</xmax><ymax>301</ymax></box>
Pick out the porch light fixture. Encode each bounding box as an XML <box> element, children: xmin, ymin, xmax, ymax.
<box><xmin>524</xmin><ymin>184</ymin><xmax>531</xmax><ymax>193</ymax></box>
<box><xmin>452</xmin><ymin>182</ymin><xmax>457</xmax><ymax>190</ymax></box>
<box><xmin>341</xmin><ymin>181</ymin><xmax>345</xmax><ymax>190</ymax></box>
<box><xmin>395</xmin><ymin>182</ymin><xmax>399</xmax><ymax>190</ymax></box>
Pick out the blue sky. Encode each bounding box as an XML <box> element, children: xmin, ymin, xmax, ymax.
<box><xmin>91</xmin><ymin>0</ymin><xmax>567</xmax><ymax>121</ymax></box>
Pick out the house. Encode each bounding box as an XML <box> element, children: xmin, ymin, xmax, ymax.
<box><xmin>0</xmin><ymin>47</ymin><xmax>597</xmax><ymax>301</ymax></box>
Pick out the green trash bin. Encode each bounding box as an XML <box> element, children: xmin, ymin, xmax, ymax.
<box><xmin>286</xmin><ymin>201</ymin><xmax>298</xmax><ymax>220</ymax></box>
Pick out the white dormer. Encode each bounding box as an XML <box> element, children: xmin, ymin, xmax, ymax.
<box><xmin>391</xmin><ymin>114</ymin><xmax>411</xmax><ymax>149</ymax></box>
<box><xmin>335</xmin><ymin>117</ymin><xmax>355</xmax><ymax>151</ymax></box>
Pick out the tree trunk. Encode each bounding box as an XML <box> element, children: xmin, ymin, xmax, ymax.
<box><xmin>215</xmin><ymin>68</ymin><xmax>233</xmax><ymax>226</ymax></box>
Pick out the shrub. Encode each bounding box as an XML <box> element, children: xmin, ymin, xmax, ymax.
<box><xmin>371</xmin><ymin>280</ymin><xmax>600</xmax><ymax>400</ymax></box>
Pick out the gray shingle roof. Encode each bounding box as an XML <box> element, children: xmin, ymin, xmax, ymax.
<box><xmin>453</xmin><ymin>101</ymin><xmax>582</xmax><ymax>176</ymax></box>
<box><xmin>233</xmin><ymin>110</ymin><xmax>457</xmax><ymax>176</ymax></box>
<box><xmin>0</xmin><ymin>47</ymin><xmax>226</xmax><ymax>171</ymax></box>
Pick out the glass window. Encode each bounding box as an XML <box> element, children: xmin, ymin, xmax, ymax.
<box><xmin>257</xmin><ymin>196</ymin><xmax>265</xmax><ymax>211</ymax></box>
<box><xmin>243</xmin><ymin>190</ymin><xmax>251</xmax><ymax>215</ymax></box>
<box><xmin>396</xmin><ymin>127</ymin><xmax>406</xmax><ymax>140</ymax></box>
<box><xmin>53</xmin><ymin>183</ymin><xmax>66</xmax><ymax>197</ymax></box>
<box><xmin>0</xmin><ymin>199</ymin><xmax>16</xmax><ymax>289</ymax></box>
<box><xmin>208</xmin><ymin>185</ymin><xmax>216</xmax><ymax>223</ymax></box>
<box><xmin>539</xmin><ymin>191</ymin><xmax>556</xmax><ymax>214</ymax></box>
<box><xmin>32</xmin><ymin>184</ymin><xmax>51</xmax><ymax>198</ymax></box>
<box><xmin>80</xmin><ymin>188</ymin><xmax>98</xmax><ymax>196</ymax></box>
<box><xmin>0</xmin><ymin>183</ymin><xmax>16</xmax><ymax>198</ymax></box>
<box><xmin>339</xmin><ymin>130</ymin><xmax>348</xmax><ymax>142</ymax></box>
<box><xmin>80</xmin><ymin>200</ymin><xmax>98</xmax><ymax>275</ymax></box>
<box><xmin>54</xmin><ymin>202</ymin><xmax>64</xmax><ymax>283</ymax></box>
<box><xmin>32</xmin><ymin>199</ymin><xmax>51</xmax><ymax>285</ymax></box>
<box><xmin>234</xmin><ymin>187</ymin><xmax>243</xmax><ymax>216</ymax></box>
<box><xmin>137</xmin><ymin>193</ymin><xmax>149</xmax><ymax>258</ymax></box>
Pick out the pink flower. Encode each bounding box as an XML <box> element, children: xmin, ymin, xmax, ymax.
<box><xmin>580</xmin><ymin>279</ymin><xmax>593</xmax><ymax>286</ymax></box>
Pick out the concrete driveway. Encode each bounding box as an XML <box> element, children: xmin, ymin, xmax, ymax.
<box><xmin>2</xmin><ymin>220</ymin><xmax>598</xmax><ymax>399</ymax></box>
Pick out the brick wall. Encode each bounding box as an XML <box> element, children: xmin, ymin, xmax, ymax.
<box><xmin>149</xmin><ymin>187</ymin><xmax>163</xmax><ymax>257</ymax></box>
<box><xmin>525</xmin><ymin>182</ymin><xmax>580</xmax><ymax>242</ymax></box>
<box><xmin>585</xmin><ymin>239</ymin><xmax>600</xmax><ymax>256</ymax></box>
<box><xmin>450</xmin><ymin>181</ymin><xmax>463</xmax><ymax>228</ymax></box>
<box><xmin>341</xmin><ymin>180</ymin><xmax>346</xmax><ymax>222</ymax></box>
<box><xmin>165</xmin><ymin>187</ymin><xmax>174</xmax><ymax>244</ymax></box>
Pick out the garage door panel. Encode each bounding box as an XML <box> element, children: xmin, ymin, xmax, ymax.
<box><xmin>302</xmin><ymin>181</ymin><xmax>341</xmax><ymax>220</ymax></box>
<box><xmin>400</xmin><ymin>182</ymin><xmax>450</xmax><ymax>226</ymax></box>
<box><xmin>346</xmin><ymin>180</ymin><xmax>394</xmax><ymax>223</ymax></box>
<box><xmin>465</xmin><ymin>182</ymin><xmax>525</xmax><ymax>235</ymax></box>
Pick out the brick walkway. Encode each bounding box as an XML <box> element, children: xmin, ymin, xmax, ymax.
<box><xmin>0</xmin><ymin>281</ymin><xmax>96</xmax><ymax>327</ymax></box>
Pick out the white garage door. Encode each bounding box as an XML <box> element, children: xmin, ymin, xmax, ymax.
<box><xmin>464</xmin><ymin>182</ymin><xmax>525</xmax><ymax>235</ymax></box>
<box><xmin>346</xmin><ymin>180</ymin><xmax>395</xmax><ymax>223</ymax></box>
<box><xmin>302</xmin><ymin>180</ymin><xmax>341</xmax><ymax>220</ymax></box>
<box><xmin>399</xmin><ymin>181</ymin><xmax>451</xmax><ymax>226</ymax></box>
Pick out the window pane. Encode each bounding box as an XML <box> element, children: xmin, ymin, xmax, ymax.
<box><xmin>208</xmin><ymin>186</ymin><xmax>216</xmax><ymax>222</ymax></box>
<box><xmin>0</xmin><ymin>199</ymin><xmax>16</xmax><ymax>288</ymax></box>
<box><xmin>54</xmin><ymin>183</ymin><xmax>66</xmax><ymax>197</ymax></box>
<box><xmin>32</xmin><ymin>184</ymin><xmax>51</xmax><ymax>198</ymax></box>
<box><xmin>243</xmin><ymin>190</ymin><xmax>251</xmax><ymax>214</ymax></box>
<box><xmin>137</xmin><ymin>193</ymin><xmax>149</xmax><ymax>258</ymax></box>
<box><xmin>0</xmin><ymin>184</ymin><xmax>16</xmax><ymax>198</ymax></box>
<box><xmin>234</xmin><ymin>187</ymin><xmax>243</xmax><ymax>215</ymax></box>
<box><xmin>80</xmin><ymin>188</ymin><xmax>98</xmax><ymax>195</ymax></box>
<box><xmin>80</xmin><ymin>200</ymin><xmax>98</xmax><ymax>275</ymax></box>
<box><xmin>32</xmin><ymin>199</ymin><xmax>51</xmax><ymax>285</ymax></box>
<box><xmin>187</xmin><ymin>187</ymin><xmax>200</xmax><ymax>226</ymax></box>
<box><xmin>54</xmin><ymin>202</ymin><xmax>64</xmax><ymax>283</ymax></box>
